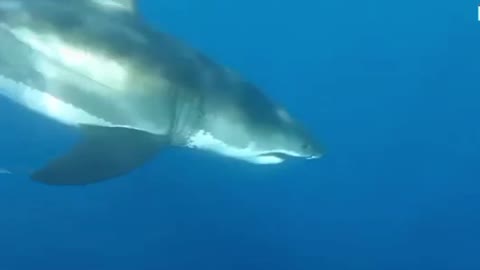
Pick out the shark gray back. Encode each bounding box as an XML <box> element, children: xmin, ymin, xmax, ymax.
<box><xmin>0</xmin><ymin>0</ymin><xmax>322</xmax><ymax>185</ymax></box>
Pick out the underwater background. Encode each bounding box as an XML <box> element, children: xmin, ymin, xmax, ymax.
<box><xmin>0</xmin><ymin>0</ymin><xmax>479</xmax><ymax>269</ymax></box>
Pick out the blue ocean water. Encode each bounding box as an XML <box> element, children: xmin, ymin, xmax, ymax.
<box><xmin>0</xmin><ymin>0</ymin><xmax>479</xmax><ymax>269</ymax></box>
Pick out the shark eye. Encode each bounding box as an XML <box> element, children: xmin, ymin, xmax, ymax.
<box><xmin>276</xmin><ymin>108</ymin><xmax>293</xmax><ymax>123</ymax></box>
<box><xmin>302</xmin><ymin>142</ymin><xmax>312</xmax><ymax>151</ymax></box>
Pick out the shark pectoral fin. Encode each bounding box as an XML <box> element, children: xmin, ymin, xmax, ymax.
<box><xmin>31</xmin><ymin>125</ymin><xmax>167</xmax><ymax>185</ymax></box>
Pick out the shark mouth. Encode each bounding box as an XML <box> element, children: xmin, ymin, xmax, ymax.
<box><xmin>258</xmin><ymin>151</ymin><xmax>321</xmax><ymax>162</ymax></box>
<box><xmin>258</xmin><ymin>152</ymin><xmax>291</xmax><ymax>160</ymax></box>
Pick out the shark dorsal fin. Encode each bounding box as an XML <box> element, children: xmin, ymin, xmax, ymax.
<box><xmin>91</xmin><ymin>0</ymin><xmax>138</xmax><ymax>14</ymax></box>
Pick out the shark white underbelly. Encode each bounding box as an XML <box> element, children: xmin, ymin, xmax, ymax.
<box><xmin>0</xmin><ymin>74</ymin><xmax>111</xmax><ymax>127</ymax></box>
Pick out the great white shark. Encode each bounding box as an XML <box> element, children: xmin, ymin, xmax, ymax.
<box><xmin>0</xmin><ymin>0</ymin><xmax>323</xmax><ymax>185</ymax></box>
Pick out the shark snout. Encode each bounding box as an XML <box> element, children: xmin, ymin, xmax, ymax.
<box><xmin>307</xmin><ymin>153</ymin><xmax>322</xmax><ymax>160</ymax></box>
<box><xmin>303</xmin><ymin>140</ymin><xmax>324</xmax><ymax>160</ymax></box>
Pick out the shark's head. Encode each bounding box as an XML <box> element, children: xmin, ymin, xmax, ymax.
<box><xmin>235</xmin><ymin>106</ymin><xmax>323</xmax><ymax>164</ymax></box>
<box><xmin>186</xmin><ymin>82</ymin><xmax>323</xmax><ymax>164</ymax></box>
